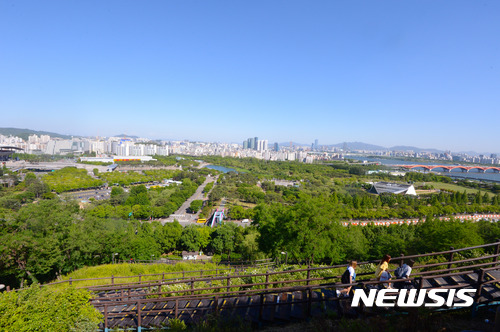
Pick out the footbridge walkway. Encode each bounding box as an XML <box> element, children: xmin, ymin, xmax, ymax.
<box><xmin>82</xmin><ymin>241</ymin><xmax>500</xmax><ymax>331</ymax></box>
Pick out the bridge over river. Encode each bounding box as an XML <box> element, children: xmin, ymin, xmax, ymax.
<box><xmin>397</xmin><ymin>164</ymin><xmax>500</xmax><ymax>173</ymax></box>
<box><xmin>70</xmin><ymin>241</ymin><xmax>500</xmax><ymax>331</ymax></box>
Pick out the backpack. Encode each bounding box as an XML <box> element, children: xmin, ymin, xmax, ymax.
<box><xmin>394</xmin><ymin>265</ymin><xmax>407</xmax><ymax>279</ymax></box>
<box><xmin>341</xmin><ymin>268</ymin><xmax>350</xmax><ymax>284</ymax></box>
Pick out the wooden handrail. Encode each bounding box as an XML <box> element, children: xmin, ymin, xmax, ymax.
<box><xmin>87</xmin><ymin>249</ymin><xmax>500</xmax><ymax>296</ymax></box>
<box><xmin>42</xmin><ymin>262</ymin><xmax>272</xmax><ymax>288</ymax></box>
<box><xmin>91</xmin><ymin>245</ymin><xmax>500</xmax><ymax>330</ymax></box>
<box><xmin>12</xmin><ymin>241</ymin><xmax>499</xmax><ymax>294</ymax></box>
<box><xmin>91</xmin><ymin>257</ymin><xmax>500</xmax><ymax>303</ymax></box>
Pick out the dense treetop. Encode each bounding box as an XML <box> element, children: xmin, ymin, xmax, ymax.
<box><xmin>0</xmin><ymin>156</ymin><xmax>499</xmax><ymax>289</ymax></box>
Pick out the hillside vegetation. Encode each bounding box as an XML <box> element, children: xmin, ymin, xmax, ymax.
<box><xmin>53</xmin><ymin>262</ymin><xmax>220</xmax><ymax>288</ymax></box>
<box><xmin>0</xmin><ymin>284</ymin><xmax>101</xmax><ymax>332</ymax></box>
<box><xmin>1</xmin><ymin>156</ymin><xmax>500</xmax><ymax>290</ymax></box>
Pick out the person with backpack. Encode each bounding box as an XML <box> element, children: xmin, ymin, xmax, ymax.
<box><xmin>394</xmin><ymin>259</ymin><xmax>415</xmax><ymax>289</ymax></box>
<box><xmin>339</xmin><ymin>260</ymin><xmax>357</xmax><ymax>297</ymax></box>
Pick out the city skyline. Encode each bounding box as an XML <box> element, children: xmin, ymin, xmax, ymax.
<box><xmin>1</xmin><ymin>1</ymin><xmax>499</xmax><ymax>152</ymax></box>
<box><xmin>2</xmin><ymin>127</ymin><xmax>500</xmax><ymax>158</ymax></box>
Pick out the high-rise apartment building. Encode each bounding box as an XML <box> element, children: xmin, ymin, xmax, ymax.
<box><xmin>242</xmin><ymin>136</ymin><xmax>267</xmax><ymax>151</ymax></box>
<box><xmin>256</xmin><ymin>139</ymin><xmax>268</xmax><ymax>151</ymax></box>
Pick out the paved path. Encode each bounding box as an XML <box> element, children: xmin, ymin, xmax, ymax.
<box><xmin>161</xmin><ymin>175</ymin><xmax>216</xmax><ymax>225</ymax></box>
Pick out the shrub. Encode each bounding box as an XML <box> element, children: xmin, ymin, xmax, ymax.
<box><xmin>0</xmin><ymin>284</ymin><xmax>102</xmax><ymax>332</ymax></box>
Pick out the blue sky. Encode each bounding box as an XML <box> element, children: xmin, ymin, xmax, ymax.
<box><xmin>1</xmin><ymin>1</ymin><xmax>499</xmax><ymax>153</ymax></box>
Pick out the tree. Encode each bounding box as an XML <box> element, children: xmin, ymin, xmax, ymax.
<box><xmin>26</xmin><ymin>179</ymin><xmax>49</xmax><ymax>199</ymax></box>
<box><xmin>255</xmin><ymin>196</ymin><xmax>344</xmax><ymax>265</ymax></box>
<box><xmin>238</xmin><ymin>228</ymin><xmax>261</xmax><ymax>260</ymax></box>
<box><xmin>197</xmin><ymin>226</ymin><xmax>212</xmax><ymax>251</ymax></box>
<box><xmin>118</xmin><ymin>234</ymin><xmax>160</xmax><ymax>261</ymax></box>
<box><xmin>180</xmin><ymin>225</ymin><xmax>202</xmax><ymax>252</ymax></box>
<box><xmin>0</xmin><ymin>284</ymin><xmax>102</xmax><ymax>331</ymax></box>
<box><xmin>154</xmin><ymin>221</ymin><xmax>182</xmax><ymax>252</ymax></box>
<box><xmin>126</xmin><ymin>185</ymin><xmax>150</xmax><ymax>206</ymax></box>
<box><xmin>412</xmin><ymin>218</ymin><xmax>483</xmax><ymax>253</ymax></box>
<box><xmin>111</xmin><ymin>186</ymin><xmax>124</xmax><ymax>196</ymax></box>
<box><xmin>24</xmin><ymin>172</ymin><xmax>37</xmax><ymax>185</ymax></box>
<box><xmin>228</xmin><ymin>205</ymin><xmax>245</xmax><ymax>219</ymax></box>
<box><xmin>189</xmin><ymin>200</ymin><xmax>203</xmax><ymax>213</ymax></box>
<box><xmin>210</xmin><ymin>222</ymin><xmax>237</xmax><ymax>255</ymax></box>
<box><xmin>110</xmin><ymin>186</ymin><xmax>127</xmax><ymax>205</ymax></box>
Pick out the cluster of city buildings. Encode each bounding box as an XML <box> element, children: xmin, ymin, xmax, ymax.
<box><xmin>170</xmin><ymin>140</ymin><xmax>320</xmax><ymax>163</ymax></box>
<box><xmin>0</xmin><ymin>134</ymin><xmax>330</xmax><ymax>163</ymax></box>
<box><xmin>242</xmin><ymin>137</ymin><xmax>269</xmax><ymax>151</ymax></box>
<box><xmin>0</xmin><ymin>134</ymin><xmax>169</xmax><ymax>157</ymax></box>
<box><xmin>2</xmin><ymin>132</ymin><xmax>497</xmax><ymax>165</ymax></box>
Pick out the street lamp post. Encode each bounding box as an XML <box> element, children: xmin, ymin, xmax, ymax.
<box><xmin>281</xmin><ymin>251</ymin><xmax>288</xmax><ymax>265</ymax></box>
<box><xmin>112</xmin><ymin>253</ymin><xmax>118</xmax><ymax>264</ymax></box>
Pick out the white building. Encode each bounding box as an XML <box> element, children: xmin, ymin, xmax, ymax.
<box><xmin>369</xmin><ymin>182</ymin><xmax>417</xmax><ymax>196</ymax></box>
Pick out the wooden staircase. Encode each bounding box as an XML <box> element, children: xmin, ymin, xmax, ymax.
<box><xmin>95</xmin><ymin>269</ymin><xmax>500</xmax><ymax>330</ymax></box>
<box><xmin>90</xmin><ymin>242</ymin><xmax>500</xmax><ymax>330</ymax></box>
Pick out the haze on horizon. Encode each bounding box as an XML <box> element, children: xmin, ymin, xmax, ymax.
<box><xmin>1</xmin><ymin>1</ymin><xmax>499</xmax><ymax>153</ymax></box>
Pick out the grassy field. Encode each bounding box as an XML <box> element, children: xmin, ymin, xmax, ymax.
<box><xmin>415</xmin><ymin>181</ymin><xmax>495</xmax><ymax>197</ymax></box>
<box><xmin>45</xmin><ymin>255</ymin><xmax>459</xmax><ymax>297</ymax></box>
<box><xmin>48</xmin><ymin>262</ymin><xmax>351</xmax><ymax>292</ymax></box>
<box><xmin>49</xmin><ymin>262</ymin><xmax>222</xmax><ymax>289</ymax></box>
<box><xmin>230</xmin><ymin>199</ymin><xmax>258</xmax><ymax>208</ymax></box>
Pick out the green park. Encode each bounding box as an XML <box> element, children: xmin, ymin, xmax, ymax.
<box><xmin>1</xmin><ymin>156</ymin><xmax>500</xmax><ymax>330</ymax></box>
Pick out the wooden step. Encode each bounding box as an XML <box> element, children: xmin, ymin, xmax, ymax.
<box><xmin>448</xmin><ymin>275</ymin><xmax>469</xmax><ymax>286</ymax></box>
<box><xmin>481</xmin><ymin>285</ymin><xmax>500</xmax><ymax>300</ymax></box>
<box><xmin>275</xmin><ymin>293</ymin><xmax>292</xmax><ymax>321</ymax></box>
<box><xmin>260</xmin><ymin>294</ymin><xmax>276</xmax><ymax>322</ymax></box>
<box><xmin>420</xmin><ymin>279</ymin><xmax>433</xmax><ymax>289</ymax></box>
<box><xmin>464</xmin><ymin>273</ymin><xmax>478</xmax><ymax>283</ymax></box>
<box><xmin>290</xmin><ymin>292</ymin><xmax>305</xmax><ymax>319</ymax></box>
<box><xmin>431</xmin><ymin>277</ymin><xmax>449</xmax><ymax>287</ymax></box>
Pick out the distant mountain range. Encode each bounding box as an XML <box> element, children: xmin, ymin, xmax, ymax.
<box><xmin>0</xmin><ymin>127</ymin><xmax>73</xmax><ymax>141</ymax></box>
<box><xmin>0</xmin><ymin>128</ymin><xmax>142</xmax><ymax>141</ymax></box>
<box><xmin>387</xmin><ymin>145</ymin><xmax>444</xmax><ymax>154</ymax></box>
<box><xmin>330</xmin><ymin>142</ymin><xmax>387</xmax><ymax>151</ymax></box>
<box><xmin>280</xmin><ymin>141</ymin><xmax>445</xmax><ymax>153</ymax></box>
<box><xmin>113</xmin><ymin>134</ymin><xmax>139</xmax><ymax>139</ymax></box>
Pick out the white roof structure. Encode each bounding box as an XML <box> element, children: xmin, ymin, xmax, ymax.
<box><xmin>369</xmin><ymin>182</ymin><xmax>417</xmax><ymax>195</ymax></box>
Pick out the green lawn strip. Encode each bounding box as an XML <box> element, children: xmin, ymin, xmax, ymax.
<box><xmin>416</xmin><ymin>181</ymin><xmax>494</xmax><ymax>197</ymax></box>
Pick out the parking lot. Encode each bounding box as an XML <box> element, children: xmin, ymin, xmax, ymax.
<box><xmin>62</xmin><ymin>188</ymin><xmax>111</xmax><ymax>201</ymax></box>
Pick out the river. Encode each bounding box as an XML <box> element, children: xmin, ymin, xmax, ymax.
<box><xmin>348</xmin><ymin>156</ymin><xmax>500</xmax><ymax>182</ymax></box>
<box><xmin>204</xmin><ymin>165</ymin><xmax>238</xmax><ymax>173</ymax></box>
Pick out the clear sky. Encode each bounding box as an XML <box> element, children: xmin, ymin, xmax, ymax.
<box><xmin>1</xmin><ymin>1</ymin><xmax>499</xmax><ymax>153</ymax></box>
